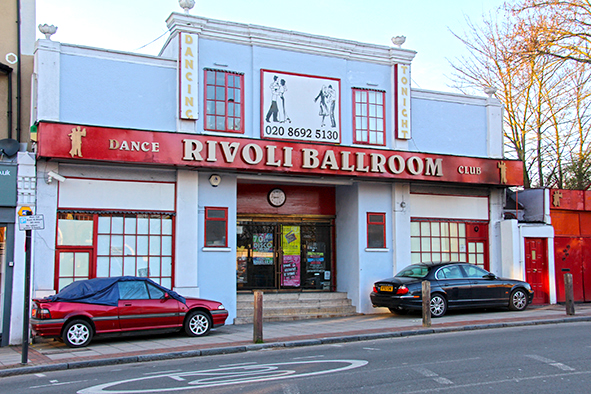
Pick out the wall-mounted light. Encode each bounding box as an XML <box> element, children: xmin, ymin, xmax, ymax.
<box><xmin>209</xmin><ymin>174</ymin><xmax>222</xmax><ymax>187</ymax></box>
<box><xmin>400</xmin><ymin>201</ymin><xmax>407</xmax><ymax>209</ymax></box>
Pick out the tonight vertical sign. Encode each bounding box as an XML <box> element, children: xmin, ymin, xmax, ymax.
<box><xmin>179</xmin><ymin>32</ymin><xmax>198</xmax><ymax>120</ymax></box>
<box><xmin>396</xmin><ymin>64</ymin><xmax>411</xmax><ymax>140</ymax></box>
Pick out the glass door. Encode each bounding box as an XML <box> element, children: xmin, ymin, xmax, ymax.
<box><xmin>0</xmin><ymin>226</ymin><xmax>5</xmax><ymax>338</ymax></box>
<box><xmin>237</xmin><ymin>221</ymin><xmax>333</xmax><ymax>291</ymax></box>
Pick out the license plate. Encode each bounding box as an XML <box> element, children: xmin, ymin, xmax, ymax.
<box><xmin>380</xmin><ymin>285</ymin><xmax>394</xmax><ymax>292</ymax></box>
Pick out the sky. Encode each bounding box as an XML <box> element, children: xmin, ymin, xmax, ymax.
<box><xmin>35</xmin><ymin>0</ymin><xmax>507</xmax><ymax>94</ymax></box>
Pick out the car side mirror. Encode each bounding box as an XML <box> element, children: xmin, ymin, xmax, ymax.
<box><xmin>161</xmin><ymin>292</ymin><xmax>170</xmax><ymax>301</ymax></box>
<box><xmin>485</xmin><ymin>273</ymin><xmax>496</xmax><ymax>280</ymax></box>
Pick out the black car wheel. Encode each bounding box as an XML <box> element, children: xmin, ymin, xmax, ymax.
<box><xmin>509</xmin><ymin>289</ymin><xmax>528</xmax><ymax>311</ymax></box>
<box><xmin>430</xmin><ymin>294</ymin><xmax>447</xmax><ymax>317</ymax></box>
<box><xmin>63</xmin><ymin>319</ymin><xmax>93</xmax><ymax>348</ymax></box>
<box><xmin>184</xmin><ymin>310</ymin><xmax>212</xmax><ymax>337</ymax></box>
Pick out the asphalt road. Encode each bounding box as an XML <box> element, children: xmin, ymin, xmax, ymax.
<box><xmin>2</xmin><ymin>321</ymin><xmax>591</xmax><ymax>393</ymax></box>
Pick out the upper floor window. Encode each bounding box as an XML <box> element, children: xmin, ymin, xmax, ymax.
<box><xmin>205</xmin><ymin>69</ymin><xmax>244</xmax><ymax>133</ymax></box>
<box><xmin>353</xmin><ymin>88</ymin><xmax>385</xmax><ymax>146</ymax></box>
<box><xmin>205</xmin><ymin>207</ymin><xmax>228</xmax><ymax>247</ymax></box>
<box><xmin>367</xmin><ymin>212</ymin><xmax>386</xmax><ymax>248</ymax></box>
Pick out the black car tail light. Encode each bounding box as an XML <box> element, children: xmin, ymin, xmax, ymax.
<box><xmin>396</xmin><ymin>285</ymin><xmax>409</xmax><ymax>295</ymax></box>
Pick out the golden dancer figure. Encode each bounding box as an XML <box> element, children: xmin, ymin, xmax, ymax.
<box><xmin>68</xmin><ymin>126</ymin><xmax>86</xmax><ymax>157</ymax></box>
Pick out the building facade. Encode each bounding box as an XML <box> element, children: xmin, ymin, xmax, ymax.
<box><xmin>5</xmin><ymin>9</ymin><xmax>529</xmax><ymax>344</ymax></box>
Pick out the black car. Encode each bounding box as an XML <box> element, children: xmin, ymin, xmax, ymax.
<box><xmin>370</xmin><ymin>262</ymin><xmax>534</xmax><ymax>317</ymax></box>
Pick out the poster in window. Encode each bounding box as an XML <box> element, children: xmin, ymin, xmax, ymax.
<box><xmin>261</xmin><ymin>70</ymin><xmax>341</xmax><ymax>144</ymax></box>
<box><xmin>282</xmin><ymin>226</ymin><xmax>300</xmax><ymax>256</ymax></box>
<box><xmin>281</xmin><ymin>255</ymin><xmax>300</xmax><ymax>287</ymax></box>
<box><xmin>236</xmin><ymin>246</ymin><xmax>248</xmax><ymax>283</ymax></box>
<box><xmin>253</xmin><ymin>233</ymin><xmax>274</xmax><ymax>265</ymax></box>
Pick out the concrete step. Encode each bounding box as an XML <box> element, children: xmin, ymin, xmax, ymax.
<box><xmin>234</xmin><ymin>291</ymin><xmax>358</xmax><ymax>324</ymax></box>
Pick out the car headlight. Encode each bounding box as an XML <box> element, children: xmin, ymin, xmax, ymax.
<box><xmin>218</xmin><ymin>304</ymin><xmax>226</xmax><ymax>310</ymax></box>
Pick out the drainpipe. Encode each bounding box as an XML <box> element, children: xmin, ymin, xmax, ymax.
<box><xmin>0</xmin><ymin>63</ymin><xmax>12</xmax><ymax>139</ymax></box>
<box><xmin>16</xmin><ymin>0</ymin><xmax>22</xmax><ymax>142</ymax></box>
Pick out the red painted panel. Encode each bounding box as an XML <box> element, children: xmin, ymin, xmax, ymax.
<box><xmin>552</xmin><ymin>211</ymin><xmax>581</xmax><ymax>237</ymax></box>
<box><xmin>237</xmin><ymin>184</ymin><xmax>335</xmax><ymax>215</ymax></box>
<box><xmin>580</xmin><ymin>213</ymin><xmax>591</xmax><ymax>237</ymax></box>
<box><xmin>581</xmin><ymin>238</ymin><xmax>591</xmax><ymax>302</ymax></box>
<box><xmin>36</xmin><ymin>122</ymin><xmax>523</xmax><ymax>186</ymax></box>
<box><xmin>551</xmin><ymin>189</ymin><xmax>584</xmax><ymax>211</ymax></box>
<box><xmin>554</xmin><ymin>237</ymin><xmax>585</xmax><ymax>302</ymax></box>
<box><xmin>525</xmin><ymin>238</ymin><xmax>549</xmax><ymax>304</ymax></box>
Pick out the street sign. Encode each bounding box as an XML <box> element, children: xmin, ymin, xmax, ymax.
<box><xmin>18</xmin><ymin>214</ymin><xmax>45</xmax><ymax>231</ymax></box>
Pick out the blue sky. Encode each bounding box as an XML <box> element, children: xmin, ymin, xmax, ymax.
<box><xmin>36</xmin><ymin>0</ymin><xmax>506</xmax><ymax>93</ymax></box>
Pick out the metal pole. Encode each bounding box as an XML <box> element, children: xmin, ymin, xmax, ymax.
<box><xmin>422</xmin><ymin>281</ymin><xmax>431</xmax><ymax>327</ymax></box>
<box><xmin>21</xmin><ymin>229</ymin><xmax>31</xmax><ymax>364</ymax></box>
<box><xmin>253</xmin><ymin>290</ymin><xmax>263</xmax><ymax>343</ymax></box>
<box><xmin>564</xmin><ymin>273</ymin><xmax>575</xmax><ymax>316</ymax></box>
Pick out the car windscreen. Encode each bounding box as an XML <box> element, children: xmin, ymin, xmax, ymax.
<box><xmin>395</xmin><ymin>264</ymin><xmax>429</xmax><ymax>278</ymax></box>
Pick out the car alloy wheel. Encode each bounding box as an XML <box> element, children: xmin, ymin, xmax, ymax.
<box><xmin>63</xmin><ymin>319</ymin><xmax>93</xmax><ymax>348</ymax></box>
<box><xmin>185</xmin><ymin>310</ymin><xmax>212</xmax><ymax>337</ymax></box>
<box><xmin>430</xmin><ymin>294</ymin><xmax>447</xmax><ymax>317</ymax></box>
<box><xmin>509</xmin><ymin>289</ymin><xmax>528</xmax><ymax>311</ymax></box>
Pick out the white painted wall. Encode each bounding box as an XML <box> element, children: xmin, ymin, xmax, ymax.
<box><xmin>410</xmin><ymin>194</ymin><xmax>489</xmax><ymax>220</ymax></box>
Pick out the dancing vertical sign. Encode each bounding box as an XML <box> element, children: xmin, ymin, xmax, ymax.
<box><xmin>261</xmin><ymin>70</ymin><xmax>341</xmax><ymax>144</ymax></box>
<box><xmin>179</xmin><ymin>32</ymin><xmax>198</xmax><ymax>120</ymax></box>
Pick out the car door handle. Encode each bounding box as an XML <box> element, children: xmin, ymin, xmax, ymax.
<box><xmin>124</xmin><ymin>303</ymin><xmax>132</xmax><ymax>306</ymax></box>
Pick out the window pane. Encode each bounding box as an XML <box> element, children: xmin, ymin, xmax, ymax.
<box><xmin>216</xmin><ymin>116</ymin><xmax>225</xmax><ymax>130</ymax></box>
<box><xmin>124</xmin><ymin>235</ymin><xmax>135</xmax><ymax>255</ymax></box>
<box><xmin>162</xmin><ymin>236</ymin><xmax>172</xmax><ymax>255</ymax></box>
<box><xmin>59</xmin><ymin>278</ymin><xmax>73</xmax><ymax>291</ymax></box>
<box><xmin>149</xmin><ymin>257</ymin><xmax>161</xmax><ymax>276</ymax></box>
<box><xmin>206</xmin><ymin>86</ymin><xmax>215</xmax><ymax>100</ymax></box>
<box><xmin>206</xmin><ymin>115</ymin><xmax>216</xmax><ymax>129</ymax></box>
<box><xmin>111</xmin><ymin>235</ymin><xmax>123</xmax><ymax>255</ymax></box>
<box><xmin>431</xmin><ymin>222</ymin><xmax>440</xmax><ymax>236</ymax></box>
<box><xmin>150</xmin><ymin>236</ymin><xmax>161</xmax><ymax>255</ymax></box>
<box><xmin>138</xmin><ymin>217</ymin><xmax>149</xmax><ymax>234</ymax></box>
<box><xmin>206</xmin><ymin>221</ymin><xmax>226</xmax><ymax>246</ymax></box>
<box><xmin>215</xmin><ymin>71</ymin><xmax>225</xmax><ymax>85</ymax></box>
<box><xmin>97</xmin><ymin>234</ymin><xmax>110</xmax><ymax>255</ymax></box>
<box><xmin>162</xmin><ymin>218</ymin><xmax>172</xmax><ymax>235</ymax></box>
<box><xmin>119</xmin><ymin>281</ymin><xmax>149</xmax><ymax>300</ymax></box>
<box><xmin>411</xmin><ymin>222</ymin><xmax>420</xmax><ymax>236</ymax></box>
<box><xmin>421</xmin><ymin>222</ymin><xmax>430</xmax><ymax>236</ymax></box>
<box><xmin>97</xmin><ymin>257</ymin><xmax>109</xmax><ymax>277</ymax></box>
<box><xmin>459</xmin><ymin>223</ymin><xmax>466</xmax><ymax>237</ymax></box>
<box><xmin>58</xmin><ymin>219</ymin><xmax>94</xmax><ymax>246</ymax></box>
<box><xmin>216</xmin><ymin>86</ymin><xmax>225</xmax><ymax>100</ymax></box>
<box><xmin>206</xmin><ymin>100</ymin><xmax>215</xmax><ymax>114</ymax></box>
<box><xmin>138</xmin><ymin>257</ymin><xmax>148</xmax><ymax>277</ymax></box>
<box><xmin>206</xmin><ymin>71</ymin><xmax>215</xmax><ymax>84</ymax></box>
<box><xmin>161</xmin><ymin>278</ymin><xmax>171</xmax><ymax>289</ymax></box>
<box><xmin>411</xmin><ymin>237</ymin><xmax>421</xmax><ymax>252</ymax></box>
<box><xmin>162</xmin><ymin>257</ymin><xmax>172</xmax><ymax>276</ymax></box>
<box><xmin>216</xmin><ymin>101</ymin><xmax>226</xmax><ymax>115</ymax></box>
<box><xmin>150</xmin><ymin>218</ymin><xmax>161</xmax><ymax>234</ymax></box>
<box><xmin>75</xmin><ymin>253</ymin><xmax>89</xmax><ymax>276</ymax></box>
<box><xmin>111</xmin><ymin>257</ymin><xmax>123</xmax><ymax>276</ymax></box>
<box><xmin>111</xmin><ymin>216</ymin><xmax>123</xmax><ymax>234</ymax></box>
<box><xmin>421</xmin><ymin>238</ymin><xmax>431</xmax><ymax>252</ymax></box>
<box><xmin>147</xmin><ymin>283</ymin><xmax>165</xmax><ymax>299</ymax></box>
<box><xmin>98</xmin><ymin>216</ymin><xmax>111</xmax><ymax>233</ymax></box>
<box><xmin>431</xmin><ymin>238</ymin><xmax>441</xmax><ymax>252</ymax></box>
<box><xmin>368</xmin><ymin>224</ymin><xmax>385</xmax><ymax>248</ymax></box>
<box><xmin>137</xmin><ymin>236</ymin><xmax>149</xmax><ymax>255</ymax></box>
<box><xmin>59</xmin><ymin>253</ymin><xmax>74</xmax><ymax>276</ymax></box>
<box><xmin>124</xmin><ymin>257</ymin><xmax>136</xmax><ymax>276</ymax></box>
<box><xmin>125</xmin><ymin>217</ymin><xmax>136</xmax><ymax>234</ymax></box>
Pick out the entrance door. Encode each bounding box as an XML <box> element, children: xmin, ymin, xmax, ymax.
<box><xmin>525</xmin><ymin>238</ymin><xmax>549</xmax><ymax>304</ymax></box>
<box><xmin>55</xmin><ymin>249</ymin><xmax>92</xmax><ymax>291</ymax></box>
<box><xmin>0</xmin><ymin>226</ymin><xmax>5</xmax><ymax>340</ymax></box>
<box><xmin>237</xmin><ymin>221</ymin><xmax>333</xmax><ymax>291</ymax></box>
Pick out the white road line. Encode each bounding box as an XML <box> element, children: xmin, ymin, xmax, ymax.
<box><xmin>219</xmin><ymin>362</ymin><xmax>258</xmax><ymax>367</ymax></box>
<box><xmin>526</xmin><ymin>354</ymin><xmax>576</xmax><ymax>371</ymax></box>
<box><xmin>413</xmin><ymin>366</ymin><xmax>454</xmax><ymax>385</ymax></box>
<box><xmin>292</xmin><ymin>355</ymin><xmax>325</xmax><ymax>360</ymax></box>
<box><xmin>29</xmin><ymin>380</ymin><xmax>88</xmax><ymax>389</ymax></box>
<box><xmin>168</xmin><ymin>376</ymin><xmax>186</xmax><ymax>382</ymax></box>
<box><xmin>35</xmin><ymin>373</ymin><xmax>46</xmax><ymax>377</ymax></box>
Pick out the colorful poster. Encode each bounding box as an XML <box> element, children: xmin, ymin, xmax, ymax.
<box><xmin>282</xmin><ymin>226</ymin><xmax>300</xmax><ymax>255</ymax></box>
<box><xmin>307</xmin><ymin>251</ymin><xmax>325</xmax><ymax>273</ymax></box>
<box><xmin>253</xmin><ymin>233</ymin><xmax>274</xmax><ymax>265</ymax></box>
<box><xmin>281</xmin><ymin>255</ymin><xmax>300</xmax><ymax>286</ymax></box>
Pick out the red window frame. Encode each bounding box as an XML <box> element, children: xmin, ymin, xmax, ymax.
<box><xmin>205</xmin><ymin>207</ymin><xmax>229</xmax><ymax>247</ymax></box>
<box><xmin>204</xmin><ymin>69</ymin><xmax>244</xmax><ymax>133</ymax></box>
<box><xmin>353</xmin><ymin>88</ymin><xmax>386</xmax><ymax>146</ymax></box>
<box><xmin>367</xmin><ymin>212</ymin><xmax>386</xmax><ymax>248</ymax></box>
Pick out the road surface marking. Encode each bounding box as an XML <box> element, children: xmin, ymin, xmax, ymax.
<box><xmin>413</xmin><ymin>366</ymin><xmax>454</xmax><ymax>385</ymax></box>
<box><xmin>526</xmin><ymin>354</ymin><xmax>576</xmax><ymax>371</ymax></box>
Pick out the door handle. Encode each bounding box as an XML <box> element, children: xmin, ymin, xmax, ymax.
<box><xmin>124</xmin><ymin>303</ymin><xmax>132</xmax><ymax>306</ymax></box>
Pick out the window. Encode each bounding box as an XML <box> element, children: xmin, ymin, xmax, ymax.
<box><xmin>205</xmin><ymin>69</ymin><xmax>244</xmax><ymax>133</ymax></box>
<box><xmin>55</xmin><ymin>212</ymin><xmax>174</xmax><ymax>291</ymax></box>
<box><xmin>97</xmin><ymin>214</ymin><xmax>173</xmax><ymax>288</ymax></box>
<box><xmin>367</xmin><ymin>213</ymin><xmax>386</xmax><ymax>248</ymax></box>
<box><xmin>353</xmin><ymin>88</ymin><xmax>385</xmax><ymax>145</ymax></box>
<box><xmin>410</xmin><ymin>220</ymin><xmax>489</xmax><ymax>269</ymax></box>
<box><xmin>205</xmin><ymin>207</ymin><xmax>228</xmax><ymax>247</ymax></box>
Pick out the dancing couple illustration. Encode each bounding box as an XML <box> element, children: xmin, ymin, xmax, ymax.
<box><xmin>314</xmin><ymin>84</ymin><xmax>336</xmax><ymax>128</ymax></box>
<box><xmin>265</xmin><ymin>75</ymin><xmax>291</xmax><ymax>123</ymax></box>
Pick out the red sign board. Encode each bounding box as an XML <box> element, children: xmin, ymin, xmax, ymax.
<box><xmin>36</xmin><ymin>122</ymin><xmax>523</xmax><ymax>186</ymax></box>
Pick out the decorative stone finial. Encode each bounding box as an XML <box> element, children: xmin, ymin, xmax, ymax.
<box><xmin>38</xmin><ymin>24</ymin><xmax>58</xmax><ymax>40</ymax></box>
<box><xmin>179</xmin><ymin>0</ymin><xmax>195</xmax><ymax>14</ymax></box>
<box><xmin>484</xmin><ymin>86</ymin><xmax>497</xmax><ymax>97</ymax></box>
<box><xmin>391</xmin><ymin>36</ymin><xmax>406</xmax><ymax>48</ymax></box>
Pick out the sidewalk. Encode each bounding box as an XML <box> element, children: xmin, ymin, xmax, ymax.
<box><xmin>1</xmin><ymin>304</ymin><xmax>590</xmax><ymax>377</ymax></box>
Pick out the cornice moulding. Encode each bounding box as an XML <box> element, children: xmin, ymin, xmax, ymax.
<box><xmin>165</xmin><ymin>13</ymin><xmax>416</xmax><ymax>66</ymax></box>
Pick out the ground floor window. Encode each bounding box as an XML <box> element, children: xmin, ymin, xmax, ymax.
<box><xmin>56</xmin><ymin>212</ymin><xmax>174</xmax><ymax>291</ymax></box>
<box><xmin>236</xmin><ymin>219</ymin><xmax>334</xmax><ymax>291</ymax></box>
<box><xmin>410</xmin><ymin>219</ymin><xmax>489</xmax><ymax>269</ymax></box>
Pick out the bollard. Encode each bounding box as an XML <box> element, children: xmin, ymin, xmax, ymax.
<box><xmin>564</xmin><ymin>273</ymin><xmax>575</xmax><ymax>316</ymax></box>
<box><xmin>253</xmin><ymin>290</ymin><xmax>263</xmax><ymax>343</ymax></box>
<box><xmin>422</xmin><ymin>281</ymin><xmax>431</xmax><ymax>327</ymax></box>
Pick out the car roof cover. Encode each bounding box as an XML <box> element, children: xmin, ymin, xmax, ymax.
<box><xmin>44</xmin><ymin>276</ymin><xmax>186</xmax><ymax>306</ymax></box>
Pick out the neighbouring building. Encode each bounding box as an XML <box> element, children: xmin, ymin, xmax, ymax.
<box><xmin>5</xmin><ymin>4</ymin><xmax>541</xmax><ymax>344</ymax></box>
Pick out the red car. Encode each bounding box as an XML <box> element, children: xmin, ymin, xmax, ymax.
<box><xmin>31</xmin><ymin>276</ymin><xmax>228</xmax><ymax>348</ymax></box>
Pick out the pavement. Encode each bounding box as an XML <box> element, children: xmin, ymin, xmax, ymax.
<box><xmin>1</xmin><ymin>303</ymin><xmax>590</xmax><ymax>378</ymax></box>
